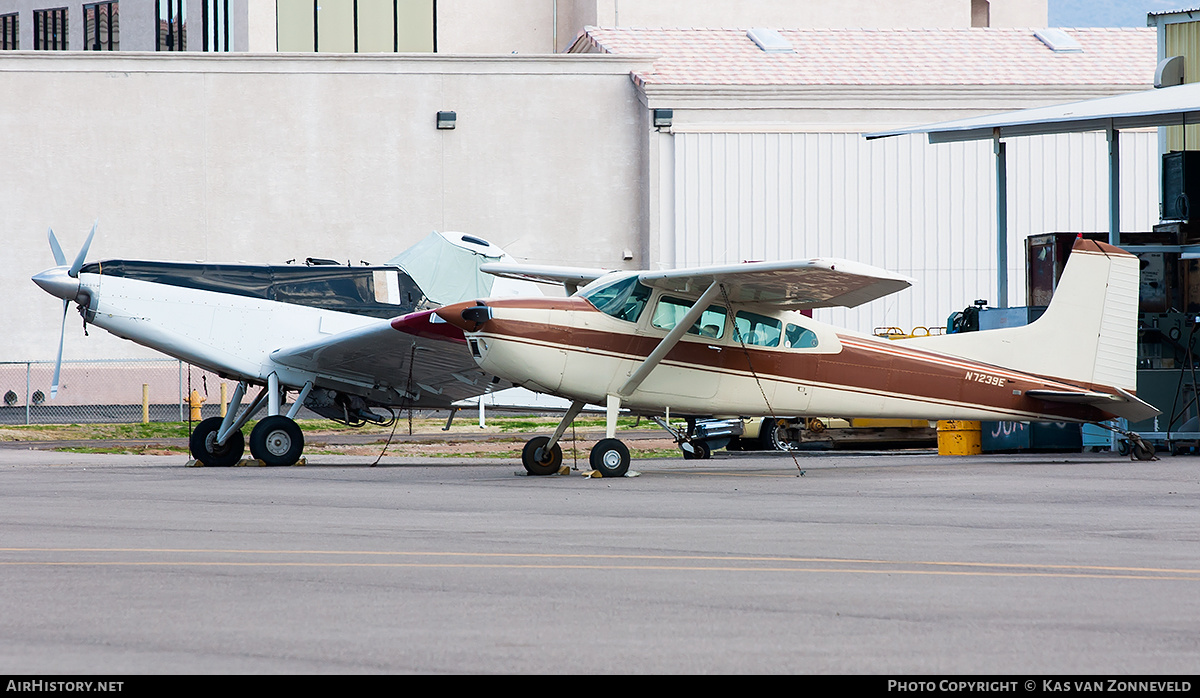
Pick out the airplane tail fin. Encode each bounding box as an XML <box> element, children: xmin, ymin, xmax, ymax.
<box><xmin>906</xmin><ymin>239</ymin><xmax>1149</xmax><ymax>419</ymax></box>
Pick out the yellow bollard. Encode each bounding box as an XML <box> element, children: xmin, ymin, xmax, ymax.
<box><xmin>188</xmin><ymin>389</ymin><xmax>206</xmax><ymax>421</ymax></box>
<box><xmin>219</xmin><ymin>383</ymin><xmax>227</xmax><ymax>417</ymax></box>
<box><xmin>142</xmin><ymin>384</ymin><xmax>149</xmax><ymax>424</ymax></box>
<box><xmin>937</xmin><ymin>420</ymin><xmax>982</xmax><ymax>456</ymax></box>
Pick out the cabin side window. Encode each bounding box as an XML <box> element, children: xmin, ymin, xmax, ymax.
<box><xmin>579</xmin><ymin>276</ymin><xmax>652</xmax><ymax>323</ymax></box>
<box><xmin>652</xmin><ymin>297</ymin><xmax>727</xmax><ymax>338</ymax></box>
<box><xmin>734</xmin><ymin>311</ymin><xmax>781</xmax><ymax>347</ymax></box>
<box><xmin>784</xmin><ymin>323</ymin><xmax>819</xmax><ymax>349</ymax></box>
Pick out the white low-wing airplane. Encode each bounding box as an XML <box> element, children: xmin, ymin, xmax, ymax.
<box><xmin>434</xmin><ymin>238</ymin><xmax>1160</xmax><ymax>477</ymax></box>
<box><xmin>31</xmin><ymin>226</ymin><xmax>533</xmax><ymax>466</ymax></box>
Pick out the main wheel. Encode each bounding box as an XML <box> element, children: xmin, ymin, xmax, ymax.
<box><xmin>249</xmin><ymin>415</ymin><xmax>305</xmax><ymax>466</ymax></box>
<box><xmin>190</xmin><ymin>416</ymin><xmax>244</xmax><ymax>467</ymax></box>
<box><xmin>590</xmin><ymin>438</ymin><xmax>630</xmax><ymax>477</ymax></box>
<box><xmin>521</xmin><ymin>436</ymin><xmax>563</xmax><ymax>476</ymax></box>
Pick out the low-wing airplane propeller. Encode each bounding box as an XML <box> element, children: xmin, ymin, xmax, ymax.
<box><xmin>32</xmin><ymin>223</ymin><xmax>97</xmax><ymax>399</ymax></box>
<box><xmin>436</xmin><ymin>238</ymin><xmax>1161</xmax><ymax>476</ymax></box>
<box><xmin>31</xmin><ymin>226</ymin><xmax>532</xmax><ymax>466</ymax></box>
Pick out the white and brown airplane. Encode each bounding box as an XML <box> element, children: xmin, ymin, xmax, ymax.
<box><xmin>432</xmin><ymin>238</ymin><xmax>1160</xmax><ymax>477</ymax></box>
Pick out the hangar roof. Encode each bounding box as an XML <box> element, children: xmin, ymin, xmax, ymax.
<box><xmin>571</xmin><ymin>27</ymin><xmax>1156</xmax><ymax>88</ymax></box>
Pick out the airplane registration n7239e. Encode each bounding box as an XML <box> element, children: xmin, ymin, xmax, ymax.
<box><xmin>433</xmin><ymin>238</ymin><xmax>1160</xmax><ymax>476</ymax></box>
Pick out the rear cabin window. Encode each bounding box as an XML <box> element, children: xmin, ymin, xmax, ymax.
<box><xmin>784</xmin><ymin>323</ymin><xmax>819</xmax><ymax>349</ymax></box>
<box><xmin>652</xmin><ymin>296</ymin><xmax>727</xmax><ymax>338</ymax></box>
<box><xmin>580</xmin><ymin>276</ymin><xmax>652</xmax><ymax>323</ymax></box>
<box><xmin>734</xmin><ymin>311</ymin><xmax>782</xmax><ymax>347</ymax></box>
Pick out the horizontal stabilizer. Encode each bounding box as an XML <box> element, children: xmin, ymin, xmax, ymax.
<box><xmin>1026</xmin><ymin>389</ymin><xmax>1160</xmax><ymax>423</ymax></box>
<box><xmin>480</xmin><ymin>262</ymin><xmax>611</xmax><ymax>286</ymax></box>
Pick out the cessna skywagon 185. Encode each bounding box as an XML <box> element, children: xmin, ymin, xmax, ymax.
<box><xmin>32</xmin><ymin>226</ymin><xmax>536</xmax><ymax>466</ymax></box>
<box><xmin>436</xmin><ymin>238</ymin><xmax>1160</xmax><ymax>477</ymax></box>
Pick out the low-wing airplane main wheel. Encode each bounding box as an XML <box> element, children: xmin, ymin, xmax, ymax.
<box><xmin>190</xmin><ymin>416</ymin><xmax>245</xmax><ymax>467</ymax></box>
<box><xmin>590</xmin><ymin>438</ymin><xmax>630</xmax><ymax>477</ymax></box>
<box><xmin>249</xmin><ymin>415</ymin><xmax>305</xmax><ymax>466</ymax></box>
<box><xmin>521</xmin><ymin>436</ymin><xmax>563</xmax><ymax>476</ymax></box>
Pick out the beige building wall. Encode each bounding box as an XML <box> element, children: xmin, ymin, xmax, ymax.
<box><xmin>3</xmin><ymin>52</ymin><xmax>650</xmax><ymax>362</ymax></box>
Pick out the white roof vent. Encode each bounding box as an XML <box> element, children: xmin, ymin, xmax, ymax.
<box><xmin>1033</xmin><ymin>28</ymin><xmax>1083</xmax><ymax>53</ymax></box>
<box><xmin>747</xmin><ymin>28</ymin><xmax>794</xmax><ymax>53</ymax></box>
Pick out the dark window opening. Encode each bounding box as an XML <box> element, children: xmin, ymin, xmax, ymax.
<box><xmin>85</xmin><ymin>2</ymin><xmax>119</xmax><ymax>51</ymax></box>
<box><xmin>1</xmin><ymin>13</ymin><xmax>18</xmax><ymax>50</ymax></box>
<box><xmin>34</xmin><ymin>8</ymin><xmax>68</xmax><ymax>50</ymax></box>
<box><xmin>200</xmin><ymin>0</ymin><xmax>230</xmax><ymax>51</ymax></box>
<box><xmin>157</xmin><ymin>0</ymin><xmax>185</xmax><ymax>51</ymax></box>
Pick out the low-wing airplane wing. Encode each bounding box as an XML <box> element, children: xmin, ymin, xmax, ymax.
<box><xmin>270</xmin><ymin>309</ymin><xmax>496</xmax><ymax>409</ymax></box>
<box><xmin>635</xmin><ymin>259</ymin><xmax>914</xmax><ymax>309</ymax></box>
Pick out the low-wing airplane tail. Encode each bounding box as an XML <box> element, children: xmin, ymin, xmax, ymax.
<box><xmin>904</xmin><ymin>238</ymin><xmax>1154</xmax><ymax>422</ymax></box>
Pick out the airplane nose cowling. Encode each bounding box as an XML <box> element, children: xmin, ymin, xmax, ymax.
<box><xmin>435</xmin><ymin>301</ymin><xmax>492</xmax><ymax>332</ymax></box>
<box><xmin>31</xmin><ymin>267</ymin><xmax>81</xmax><ymax>301</ymax></box>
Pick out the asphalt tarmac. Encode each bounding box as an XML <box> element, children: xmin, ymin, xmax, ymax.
<box><xmin>0</xmin><ymin>446</ymin><xmax>1197</xmax><ymax>674</ymax></box>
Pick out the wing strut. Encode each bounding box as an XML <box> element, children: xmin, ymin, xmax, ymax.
<box><xmin>617</xmin><ymin>281</ymin><xmax>722</xmax><ymax>398</ymax></box>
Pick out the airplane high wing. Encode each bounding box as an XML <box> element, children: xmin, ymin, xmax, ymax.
<box><xmin>481</xmin><ymin>258</ymin><xmax>913</xmax><ymax>308</ymax></box>
<box><xmin>635</xmin><ymin>258</ymin><xmax>913</xmax><ymax>309</ymax></box>
<box><xmin>436</xmin><ymin>240</ymin><xmax>1160</xmax><ymax>477</ymax></box>
<box><xmin>31</xmin><ymin>228</ymin><xmax>529</xmax><ymax>467</ymax></box>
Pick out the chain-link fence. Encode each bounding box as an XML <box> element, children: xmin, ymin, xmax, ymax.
<box><xmin>0</xmin><ymin>359</ymin><xmax>237</xmax><ymax>425</ymax></box>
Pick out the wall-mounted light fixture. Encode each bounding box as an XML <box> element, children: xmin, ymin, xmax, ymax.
<box><xmin>653</xmin><ymin>108</ymin><xmax>673</xmax><ymax>129</ymax></box>
<box><xmin>436</xmin><ymin>111</ymin><xmax>456</xmax><ymax>129</ymax></box>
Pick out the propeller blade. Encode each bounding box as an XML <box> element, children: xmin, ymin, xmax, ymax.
<box><xmin>69</xmin><ymin>221</ymin><xmax>96</xmax><ymax>278</ymax></box>
<box><xmin>50</xmin><ymin>299</ymin><xmax>67</xmax><ymax>400</ymax></box>
<box><xmin>47</xmin><ymin>228</ymin><xmax>66</xmax><ymax>267</ymax></box>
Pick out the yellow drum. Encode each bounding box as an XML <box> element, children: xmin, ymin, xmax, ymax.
<box><xmin>936</xmin><ymin>420</ymin><xmax>982</xmax><ymax>456</ymax></box>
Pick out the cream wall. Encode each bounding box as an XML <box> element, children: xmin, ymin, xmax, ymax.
<box><xmin>2</xmin><ymin>52</ymin><xmax>650</xmax><ymax>361</ymax></box>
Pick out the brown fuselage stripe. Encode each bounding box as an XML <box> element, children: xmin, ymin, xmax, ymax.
<box><xmin>476</xmin><ymin>315</ymin><xmax>1109</xmax><ymax>422</ymax></box>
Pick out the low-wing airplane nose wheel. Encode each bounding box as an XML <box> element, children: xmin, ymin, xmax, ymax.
<box><xmin>521</xmin><ymin>436</ymin><xmax>564</xmax><ymax>476</ymax></box>
<box><xmin>249</xmin><ymin>415</ymin><xmax>305</xmax><ymax>466</ymax></box>
<box><xmin>590</xmin><ymin>438</ymin><xmax>630</xmax><ymax>477</ymax></box>
<box><xmin>189</xmin><ymin>416</ymin><xmax>245</xmax><ymax>467</ymax></box>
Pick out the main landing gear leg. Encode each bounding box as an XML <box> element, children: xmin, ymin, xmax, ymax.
<box><xmin>588</xmin><ymin>395</ymin><xmax>631</xmax><ymax>477</ymax></box>
<box><xmin>521</xmin><ymin>400</ymin><xmax>586</xmax><ymax>476</ymax></box>
<box><xmin>190</xmin><ymin>381</ymin><xmax>263</xmax><ymax>466</ymax></box>
<box><xmin>248</xmin><ymin>377</ymin><xmax>311</xmax><ymax>466</ymax></box>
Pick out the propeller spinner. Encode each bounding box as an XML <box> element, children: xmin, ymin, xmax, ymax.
<box><xmin>30</xmin><ymin>223</ymin><xmax>96</xmax><ymax>399</ymax></box>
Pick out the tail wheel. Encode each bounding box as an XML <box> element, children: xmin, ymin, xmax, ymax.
<box><xmin>521</xmin><ymin>436</ymin><xmax>563</xmax><ymax>476</ymax></box>
<box><xmin>190</xmin><ymin>416</ymin><xmax>244</xmax><ymax>467</ymax></box>
<box><xmin>1131</xmin><ymin>438</ymin><xmax>1156</xmax><ymax>462</ymax></box>
<box><xmin>249</xmin><ymin>415</ymin><xmax>305</xmax><ymax>466</ymax></box>
<box><xmin>590</xmin><ymin>438</ymin><xmax>630</xmax><ymax>477</ymax></box>
<box><xmin>681</xmin><ymin>440</ymin><xmax>711</xmax><ymax>460</ymax></box>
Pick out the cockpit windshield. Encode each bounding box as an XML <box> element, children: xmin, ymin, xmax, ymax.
<box><xmin>578</xmin><ymin>275</ymin><xmax>652</xmax><ymax>323</ymax></box>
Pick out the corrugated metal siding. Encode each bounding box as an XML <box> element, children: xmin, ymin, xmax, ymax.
<box><xmin>1164</xmin><ymin>21</ymin><xmax>1200</xmax><ymax>151</ymax></box>
<box><xmin>671</xmin><ymin>130</ymin><xmax>1159</xmax><ymax>334</ymax></box>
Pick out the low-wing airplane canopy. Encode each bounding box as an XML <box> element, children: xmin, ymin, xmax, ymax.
<box><xmin>635</xmin><ymin>259</ymin><xmax>913</xmax><ymax>310</ymax></box>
